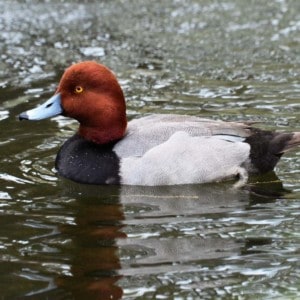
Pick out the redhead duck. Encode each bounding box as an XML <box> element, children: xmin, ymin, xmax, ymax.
<box><xmin>19</xmin><ymin>61</ymin><xmax>300</xmax><ymax>185</ymax></box>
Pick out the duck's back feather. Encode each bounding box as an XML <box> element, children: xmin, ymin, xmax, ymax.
<box><xmin>113</xmin><ymin>114</ymin><xmax>253</xmax><ymax>185</ymax></box>
<box><xmin>114</xmin><ymin>114</ymin><xmax>252</xmax><ymax>158</ymax></box>
<box><xmin>119</xmin><ymin>131</ymin><xmax>250</xmax><ymax>185</ymax></box>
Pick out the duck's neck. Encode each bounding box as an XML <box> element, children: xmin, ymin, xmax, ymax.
<box><xmin>78</xmin><ymin>117</ymin><xmax>127</xmax><ymax>145</ymax></box>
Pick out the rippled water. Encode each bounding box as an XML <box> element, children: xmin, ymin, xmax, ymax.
<box><xmin>1</xmin><ymin>0</ymin><xmax>300</xmax><ymax>299</ymax></box>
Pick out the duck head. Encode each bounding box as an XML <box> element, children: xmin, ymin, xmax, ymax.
<box><xmin>19</xmin><ymin>61</ymin><xmax>127</xmax><ymax>144</ymax></box>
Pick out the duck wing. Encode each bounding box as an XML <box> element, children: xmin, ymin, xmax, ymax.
<box><xmin>114</xmin><ymin>114</ymin><xmax>252</xmax><ymax>158</ymax></box>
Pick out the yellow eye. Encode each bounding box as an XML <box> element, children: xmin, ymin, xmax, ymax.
<box><xmin>74</xmin><ymin>86</ymin><xmax>84</xmax><ymax>94</ymax></box>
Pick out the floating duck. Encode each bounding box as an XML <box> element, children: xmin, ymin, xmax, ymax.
<box><xmin>19</xmin><ymin>61</ymin><xmax>300</xmax><ymax>185</ymax></box>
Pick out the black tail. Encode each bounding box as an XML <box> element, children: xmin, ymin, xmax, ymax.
<box><xmin>246</xmin><ymin>129</ymin><xmax>299</xmax><ymax>174</ymax></box>
<box><xmin>276</xmin><ymin>132</ymin><xmax>300</xmax><ymax>153</ymax></box>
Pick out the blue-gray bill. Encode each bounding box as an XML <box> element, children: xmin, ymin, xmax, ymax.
<box><xmin>19</xmin><ymin>93</ymin><xmax>62</xmax><ymax>121</ymax></box>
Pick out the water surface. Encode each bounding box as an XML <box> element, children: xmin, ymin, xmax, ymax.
<box><xmin>1</xmin><ymin>0</ymin><xmax>300</xmax><ymax>299</ymax></box>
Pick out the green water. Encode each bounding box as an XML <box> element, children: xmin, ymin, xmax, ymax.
<box><xmin>0</xmin><ymin>0</ymin><xmax>300</xmax><ymax>299</ymax></box>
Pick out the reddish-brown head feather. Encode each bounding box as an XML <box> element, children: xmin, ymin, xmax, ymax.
<box><xmin>56</xmin><ymin>61</ymin><xmax>127</xmax><ymax>144</ymax></box>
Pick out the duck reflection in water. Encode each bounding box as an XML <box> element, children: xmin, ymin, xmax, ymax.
<box><xmin>53</xmin><ymin>185</ymin><xmax>125</xmax><ymax>300</ymax></box>
<box><xmin>34</xmin><ymin>174</ymin><xmax>286</xmax><ymax>299</ymax></box>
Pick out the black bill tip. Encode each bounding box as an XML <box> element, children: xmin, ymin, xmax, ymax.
<box><xmin>19</xmin><ymin>112</ymin><xmax>29</xmax><ymax>121</ymax></box>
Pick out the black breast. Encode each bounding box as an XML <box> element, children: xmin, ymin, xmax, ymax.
<box><xmin>55</xmin><ymin>134</ymin><xmax>120</xmax><ymax>184</ymax></box>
